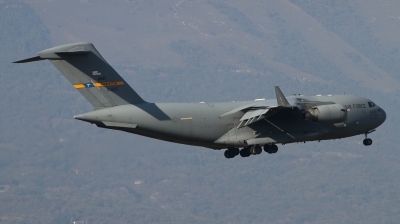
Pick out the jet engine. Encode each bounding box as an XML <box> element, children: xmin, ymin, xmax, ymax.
<box><xmin>304</xmin><ymin>104</ymin><xmax>347</xmax><ymax>123</ymax></box>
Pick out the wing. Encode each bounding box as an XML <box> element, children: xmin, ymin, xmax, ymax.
<box><xmin>236</xmin><ymin>105</ymin><xmax>298</xmax><ymax>128</ymax></box>
<box><xmin>221</xmin><ymin>86</ymin><xmax>300</xmax><ymax>128</ymax></box>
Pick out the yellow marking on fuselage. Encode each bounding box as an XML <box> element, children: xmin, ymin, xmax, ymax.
<box><xmin>180</xmin><ymin>117</ymin><xmax>193</xmax><ymax>120</ymax></box>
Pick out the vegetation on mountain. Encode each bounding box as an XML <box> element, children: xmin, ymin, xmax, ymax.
<box><xmin>1</xmin><ymin>0</ymin><xmax>399</xmax><ymax>223</ymax></box>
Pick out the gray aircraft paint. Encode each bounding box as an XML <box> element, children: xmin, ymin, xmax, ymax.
<box><xmin>14</xmin><ymin>43</ymin><xmax>386</xmax><ymax>156</ymax></box>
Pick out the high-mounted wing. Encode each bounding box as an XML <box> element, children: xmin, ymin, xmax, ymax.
<box><xmin>237</xmin><ymin>108</ymin><xmax>269</xmax><ymax>128</ymax></box>
<box><xmin>222</xmin><ymin>86</ymin><xmax>299</xmax><ymax>129</ymax></box>
<box><xmin>236</xmin><ymin>106</ymin><xmax>297</xmax><ymax>128</ymax></box>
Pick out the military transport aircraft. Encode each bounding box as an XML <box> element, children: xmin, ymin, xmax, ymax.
<box><xmin>14</xmin><ymin>43</ymin><xmax>386</xmax><ymax>158</ymax></box>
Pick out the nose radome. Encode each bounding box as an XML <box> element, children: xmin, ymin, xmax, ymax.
<box><xmin>382</xmin><ymin>108</ymin><xmax>387</xmax><ymax>123</ymax></box>
<box><xmin>378</xmin><ymin>107</ymin><xmax>386</xmax><ymax>125</ymax></box>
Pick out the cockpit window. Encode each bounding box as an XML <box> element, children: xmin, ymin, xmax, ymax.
<box><xmin>368</xmin><ymin>102</ymin><xmax>376</xmax><ymax>107</ymax></box>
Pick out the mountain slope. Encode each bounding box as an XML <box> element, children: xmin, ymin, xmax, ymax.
<box><xmin>0</xmin><ymin>0</ymin><xmax>399</xmax><ymax>223</ymax></box>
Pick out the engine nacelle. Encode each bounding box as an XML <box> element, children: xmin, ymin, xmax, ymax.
<box><xmin>304</xmin><ymin>104</ymin><xmax>347</xmax><ymax>123</ymax></box>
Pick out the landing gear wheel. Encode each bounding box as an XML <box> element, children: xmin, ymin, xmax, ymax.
<box><xmin>363</xmin><ymin>138</ymin><xmax>372</xmax><ymax>146</ymax></box>
<box><xmin>270</xmin><ymin>144</ymin><xmax>278</xmax><ymax>153</ymax></box>
<box><xmin>224</xmin><ymin>148</ymin><xmax>240</xmax><ymax>159</ymax></box>
<box><xmin>240</xmin><ymin>147</ymin><xmax>251</xmax><ymax>157</ymax></box>
<box><xmin>264</xmin><ymin>144</ymin><xmax>278</xmax><ymax>154</ymax></box>
<box><xmin>263</xmin><ymin>144</ymin><xmax>271</xmax><ymax>153</ymax></box>
<box><xmin>255</xmin><ymin>145</ymin><xmax>262</xmax><ymax>154</ymax></box>
<box><xmin>250</xmin><ymin>145</ymin><xmax>262</xmax><ymax>155</ymax></box>
<box><xmin>224</xmin><ymin>150</ymin><xmax>231</xmax><ymax>159</ymax></box>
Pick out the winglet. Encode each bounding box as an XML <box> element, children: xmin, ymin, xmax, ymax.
<box><xmin>274</xmin><ymin>86</ymin><xmax>290</xmax><ymax>106</ymax></box>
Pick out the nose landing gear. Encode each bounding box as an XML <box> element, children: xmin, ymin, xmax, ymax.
<box><xmin>363</xmin><ymin>130</ymin><xmax>375</xmax><ymax>146</ymax></box>
<box><xmin>363</xmin><ymin>138</ymin><xmax>372</xmax><ymax>146</ymax></box>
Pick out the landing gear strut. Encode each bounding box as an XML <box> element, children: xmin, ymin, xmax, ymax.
<box><xmin>263</xmin><ymin>144</ymin><xmax>278</xmax><ymax>154</ymax></box>
<box><xmin>363</xmin><ymin>130</ymin><xmax>375</xmax><ymax>146</ymax></box>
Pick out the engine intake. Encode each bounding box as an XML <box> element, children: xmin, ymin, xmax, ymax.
<box><xmin>304</xmin><ymin>104</ymin><xmax>347</xmax><ymax>123</ymax></box>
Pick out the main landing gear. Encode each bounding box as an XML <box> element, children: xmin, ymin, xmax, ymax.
<box><xmin>224</xmin><ymin>144</ymin><xmax>278</xmax><ymax>159</ymax></box>
<box><xmin>263</xmin><ymin>144</ymin><xmax>278</xmax><ymax>154</ymax></box>
<box><xmin>224</xmin><ymin>148</ymin><xmax>240</xmax><ymax>159</ymax></box>
<box><xmin>363</xmin><ymin>130</ymin><xmax>375</xmax><ymax>146</ymax></box>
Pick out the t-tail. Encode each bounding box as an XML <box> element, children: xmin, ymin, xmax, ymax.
<box><xmin>14</xmin><ymin>42</ymin><xmax>146</xmax><ymax>109</ymax></box>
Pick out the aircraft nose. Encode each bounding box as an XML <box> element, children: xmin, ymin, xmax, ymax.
<box><xmin>379</xmin><ymin>108</ymin><xmax>386</xmax><ymax>124</ymax></box>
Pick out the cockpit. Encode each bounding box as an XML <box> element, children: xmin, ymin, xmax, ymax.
<box><xmin>368</xmin><ymin>101</ymin><xmax>385</xmax><ymax>116</ymax></box>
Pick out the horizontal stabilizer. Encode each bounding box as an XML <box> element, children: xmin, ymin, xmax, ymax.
<box><xmin>13</xmin><ymin>56</ymin><xmax>45</xmax><ymax>63</ymax></box>
<box><xmin>54</xmin><ymin>50</ymin><xmax>89</xmax><ymax>55</ymax></box>
<box><xmin>13</xmin><ymin>47</ymin><xmax>90</xmax><ymax>63</ymax></box>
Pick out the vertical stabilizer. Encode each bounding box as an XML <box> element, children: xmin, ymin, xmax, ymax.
<box><xmin>14</xmin><ymin>42</ymin><xmax>146</xmax><ymax>108</ymax></box>
<box><xmin>274</xmin><ymin>86</ymin><xmax>290</xmax><ymax>106</ymax></box>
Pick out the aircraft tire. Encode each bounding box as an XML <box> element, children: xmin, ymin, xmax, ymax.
<box><xmin>224</xmin><ymin>148</ymin><xmax>240</xmax><ymax>159</ymax></box>
<box><xmin>249</xmin><ymin>146</ymin><xmax>256</xmax><ymax>155</ymax></box>
<box><xmin>232</xmin><ymin>148</ymin><xmax>240</xmax><ymax>156</ymax></box>
<box><xmin>249</xmin><ymin>145</ymin><xmax>262</xmax><ymax>155</ymax></box>
<box><xmin>240</xmin><ymin>147</ymin><xmax>251</xmax><ymax>157</ymax></box>
<box><xmin>264</xmin><ymin>144</ymin><xmax>278</xmax><ymax>154</ymax></box>
<box><xmin>263</xmin><ymin>144</ymin><xmax>271</xmax><ymax>153</ymax></box>
<box><xmin>224</xmin><ymin>150</ymin><xmax>231</xmax><ymax>159</ymax></box>
<box><xmin>363</xmin><ymin>138</ymin><xmax>372</xmax><ymax>146</ymax></box>
<box><xmin>254</xmin><ymin>145</ymin><xmax>262</xmax><ymax>154</ymax></box>
<box><xmin>270</xmin><ymin>144</ymin><xmax>278</xmax><ymax>153</ymax></box>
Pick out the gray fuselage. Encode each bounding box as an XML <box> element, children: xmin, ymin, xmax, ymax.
<box><xmin>15</xmin><ymin>42</ymin><xmax>386</xmax><ymax>152</ymax></box>
<box><xmin>75</xmin><ymin>94</ymin><xmax>386</xmax><ymax>149</ymax></box>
